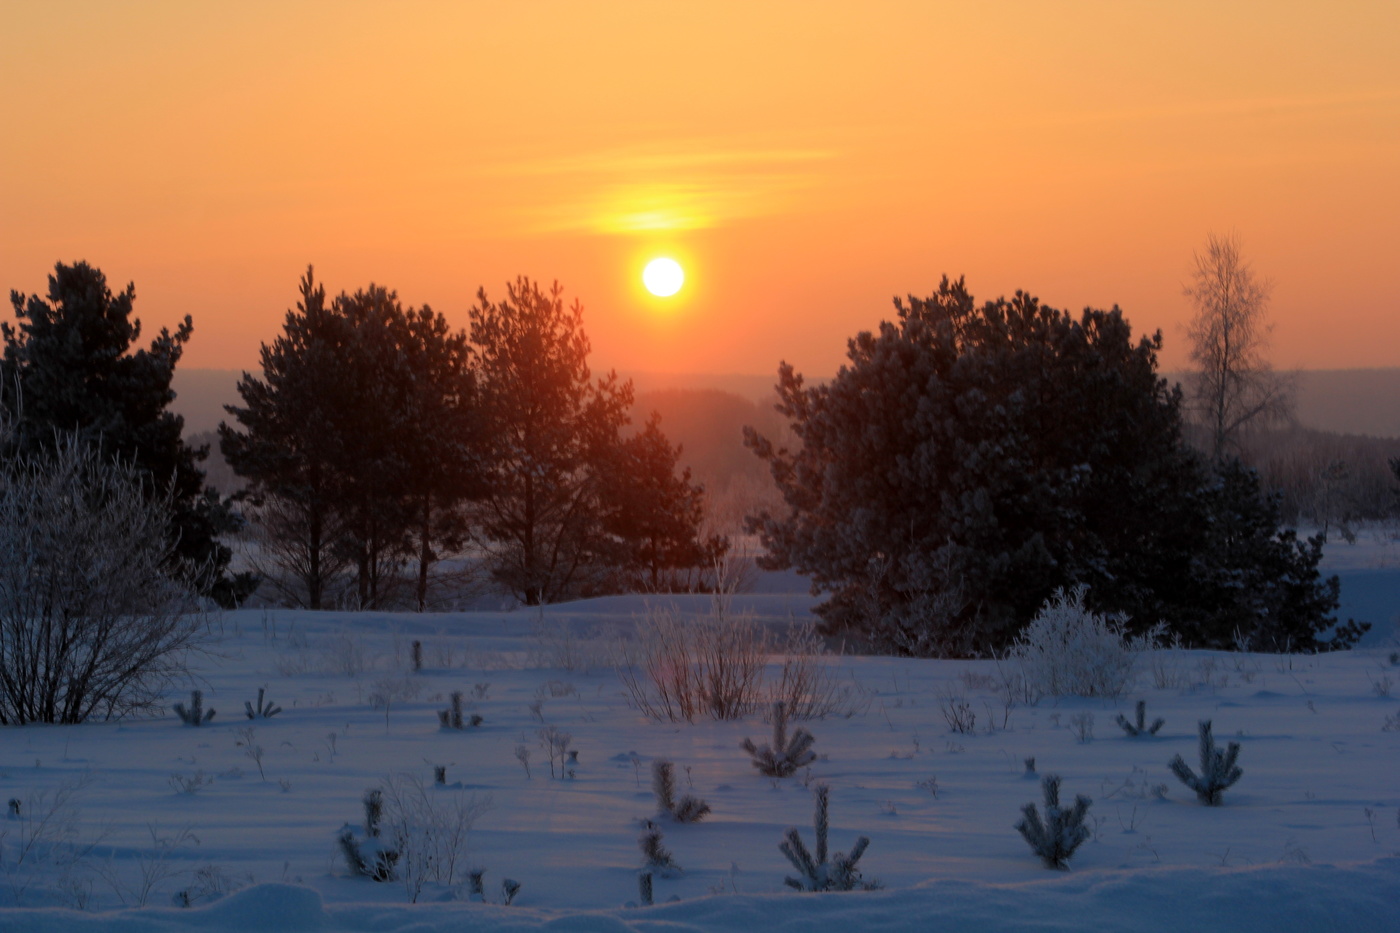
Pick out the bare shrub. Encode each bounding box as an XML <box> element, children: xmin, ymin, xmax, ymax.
<box><xmin>525</xmin><ymin>618</ymin><xmax>621</xmax><ymax>673</ymax></box>
<box><xmin>378</xmin><ymin>773</ymin><xmax>491</xmax><ymax>903</ymax></box>
<box><xmin>0</xmin><ymin>775</ymin><xmax>108</xmax><ymax>905</ymax></box>
<box><xmin>0</xmin><ymin>436</ymin><xmax>210</xmax><ymax>724</ymax></box>
<box><xmin>324</xmin><ymin>634</ymin><xmax>372</xmax><ymax>677</ymax></box>
<box><xmin>1008</xmin><ymin>586</ymin><xmax>1161</xmax><ymax>701</ymax></box>
<box><xmin>617</xmin><ymin>601</ymin><xmax>768</xmax><ymax>722</ymax></box>
<box><xmin>767</xmin><ymin>624</ymin><xmax>870</xmax><ymax>720</ymax></box>
<box><xmin>937</xmin><ymin>688</ymin><xmax>976</xmax><ymax>734</ymax></box>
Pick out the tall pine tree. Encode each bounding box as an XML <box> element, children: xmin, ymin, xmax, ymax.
<box><xmin>3</xmin><ymin>261</ymin><xmax>249</xmax><ymax>605</ymax></box>
<box><xmin>469</xmin><ymin>277</ymin><xmax>633</xmax><ymax>604</ymax></box>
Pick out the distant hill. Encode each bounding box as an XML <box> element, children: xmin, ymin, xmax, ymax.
<box><xmin>183</xmin><ymin>367</ymin><xmax>1400</xmax><ymax>439</ymax></box>
<box><xmin>169</xmin><ymin>369</ymin><xmax>784</xmax><ymax>436</ymax></box>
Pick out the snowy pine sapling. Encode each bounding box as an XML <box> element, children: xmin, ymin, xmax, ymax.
<box><xmin>438</xmin><ymin>691</ymin><xmax>481</xmax><ymax>729</ymax></box>
<box><xmin>742</xmin><ymin>701</ymin><xmax>816</xmax><ymax>778</ymax></box>
<box><xmin>638</xmin><ymin>820</ymin><xmax>681</xmax><ymax>876</ymax></box>
<box><xmin>1169</xmin><ymin>720</ymin><xmax>1242</xmax><ymax>805</ymax></box>
<box><xmin>638</xmin><ymin>870</ymin><xmax>654</xmax><ymax>906</ymax></box>
<box><xmin>651</xmin><ymin>760</ymin><xmax>711</xmax><ymax>823</ymax></box>
<box><xmin>244</xmin><ymin>687</ymin><xmax>281</xmax><ymax>720</ymax></box>
<box><xmin>173</xmin><ymin>690</ymin><xmax>214</xmax><ymax>726</ymax></box>
<box><xmin>1116</xmin><ymin>699</ymin><xmax>1163</xmax><ymax>737</ymax></box>
<box><xmin>438</xmin><ymin>691</ymin><xmax>460</xmax><ymax>729</ymax></box>
<box><xmin>338</xmin><ymin>789</ymin><xmax>399</xmax><ymax>881</ymax></box>
<box><xmin>468</xmin><ymin>870</ymin><xmax>521</xmax><ymax>905</ymax></box>
<box><xmin>780</xmin><ymin>784</ymin><xmax>877</xmax><ymax>892</ymax></box>
<box><xmin>1016</xmin><ymin>774</ymin><xmax>1092</xmax><ymax>869</ymax></box>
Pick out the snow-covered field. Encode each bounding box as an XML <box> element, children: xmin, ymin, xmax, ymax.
<box><xmin>2</xmin><ymin>556</ymin><xmax>1398</xmax><ymax>932</ymax></box>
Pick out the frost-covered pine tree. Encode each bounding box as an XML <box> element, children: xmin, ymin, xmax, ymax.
<box><xmin>173</xmin><ymin>690</ymin><xmax>215</xmax><ymax>726</ymax></box>
<box><xmin>1169</xmin><ymin>719</ymin><xmax>1242</xmax><ymax>805</ymax></box>
<box><xmin>1116</xmin><ymin>700</ymin><xmax>1163</xmax><ymax>737</ymax></box>
<box><xmin>779</xmin><ymin>784</ymin><xmax>877</xmax><ymax>892</ymax></box>
<box><xmin>742</xmin><ymin>701</ymin><xmax>816</xmax><ymax>778</ymax></box>
<box><xmin>244</xmin><ymin>687</ymin><xmax>281</xmax><ymax>720</ymax></box>
<box><xmin>638</xmin><ymin>820</ymin><xmax>681</xmax><ymax>876</ymax></box>
<box><xmin>651</xmin><ymin>760</ymin><xmax>711</xmax><ymax>823</ymax></box>
<box><xmin>338</xmin><ymin>788</ymin><xmax>399</xmax><ymax>881</ymax></box>
<box><xmin>1015</xmin><ymin>775</ymin><xmax>1091</xmax><ymax>869</ymax></box>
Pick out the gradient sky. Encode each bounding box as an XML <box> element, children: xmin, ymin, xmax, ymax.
<box><xmin>3</xmin><ymin>1</ymin><xmax>1398</xmax><ymax>379</ymax></box>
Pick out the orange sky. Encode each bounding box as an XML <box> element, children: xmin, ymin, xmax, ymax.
<box><xmin>3</xmin><ymin>1</ymin><xmax>1398</xmax><ymax>379</ymax></box>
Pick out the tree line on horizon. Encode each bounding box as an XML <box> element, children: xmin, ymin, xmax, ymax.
<box><xmin>3</xmin><ymin>262</ymin><xmax>725</xmax><ymax>613</ymax></box>
<box><xmin>2</xmin><ymin>241</ymin><xmax>1393</xmax><ymax>656</ymax></box>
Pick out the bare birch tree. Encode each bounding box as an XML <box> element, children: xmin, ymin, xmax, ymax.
<box><xmin>1184</xmin><ymin>233</ymin><xmax>1295</xmax><ymax>460</ymax></box>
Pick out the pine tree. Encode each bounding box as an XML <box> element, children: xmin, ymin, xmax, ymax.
<box><xmin>1015</xmin><ymin>775</ymin><xmax>1092</xmax><ymax>869</ymax></box>
<box><xmin>221</xmin><ymin>268</ymin><xmax>354</xmax><ymax>609</ymax></box>
<box><xmin>746</xmin><ymin>276</ymin><xmax>1346</xmax><ymax>656</ymax></box>
<box><xmin>602</xmin><ymin>413</ymin><xmax>727</xmax><ymax>592</ymax></box>
<box><xmin>1169</xmin><ymin>720</ymin><xmax>1243</xmax><ymax>806</ymax></box>
<box><xmin>222</xmin><ymin>268</ymin><xmax>484</xmax><ymax>609</ymax></box>
<box><xmin>469</xmin><ymin>278</ymin><xmax>633</xmax><ymax>604</ymax></box>
<box><xmin>3</xmin><ymin>261</ymin><xmax>249</xmax><ymax>604</ymax></box>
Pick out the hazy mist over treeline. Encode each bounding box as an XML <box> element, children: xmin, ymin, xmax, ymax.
<box><xmin>179</xmin><ymin>365</ymin><xmax>1400</xmax><ymax>536</ymax></box>
<box><xmin>174</xmin><ymin>367</ymin><xmax>1400</xmax><ymax>440</ymax></box>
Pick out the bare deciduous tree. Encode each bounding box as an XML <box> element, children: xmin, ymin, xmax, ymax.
<box><xmin>0</xmin><ymin>434</ymin><xmax>209</xmax><ymax>724</ymax></box>
<box><xmin>1184</xmin><ymin>233</ymin><xmax>1295</xmax><ymax>460</ymax></box>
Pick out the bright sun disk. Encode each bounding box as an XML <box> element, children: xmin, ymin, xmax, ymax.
<box><xmin>643</xmin><ymin>258</ymin><xmax>684</xmax><ymax>297</ymax></box>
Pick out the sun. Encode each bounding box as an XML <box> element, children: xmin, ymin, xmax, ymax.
<box><xmin>642</xmin><ymin>257</ymin><xmax>684</xmax><ymax>297</ymax></box>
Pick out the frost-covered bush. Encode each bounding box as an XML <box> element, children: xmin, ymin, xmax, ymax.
<box><xmin>0</xmin><ymin>435</ymin><xmax>207</xmax><ymax>725</ymax></box>
<box><xmin>1007</xmin><ymin>587</ymin><xmax>1161</xmax><ymax>700</ymax></box>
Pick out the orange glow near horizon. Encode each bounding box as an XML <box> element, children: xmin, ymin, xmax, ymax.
<box><xmin>2</xmin><ymin>2</ymin><xmax>1398</xmax><ymax>379</ymax></box>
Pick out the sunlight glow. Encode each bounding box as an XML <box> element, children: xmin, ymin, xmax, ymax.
<box><xmin>642</xmin><ymin>258</ymin><xmax>685</xmax><ymax>297</ymax></box>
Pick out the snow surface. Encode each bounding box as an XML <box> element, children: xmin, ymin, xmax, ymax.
<box><xmin>2</xmin><ymin>565</ymin><xmax>1398</xmax><ymax>932</ymax></box>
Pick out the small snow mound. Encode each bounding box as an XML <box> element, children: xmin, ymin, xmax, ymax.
<box><xmin>195</xmin><ymin>883</ymin><xmax>327</xmax><ymax>932</ymax></box>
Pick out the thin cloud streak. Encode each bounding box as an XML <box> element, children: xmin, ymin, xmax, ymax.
<box><xmin>485</xmin><ymin>141</ymin><xmax>838</xmax><ymax>235</ymax></box>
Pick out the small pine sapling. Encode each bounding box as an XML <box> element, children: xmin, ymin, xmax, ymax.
<box><xmin>1169</xmin><ymin>720</ymin><xmax>1242</xmax><ymax>806</ymax></box>
<box><xmin>1116</xmin><ymin>700</ymin><xmax>1163</xmax><ymax>737</ymax></box>
<box><xmin>651</xmin><ymin>760</ymin><xmax>711</xmax><ymax>823</ymax></box>
<box><xmin>1023</xmin><ymin>757</ymin><xmax>1037</xmax><ymax>778</ymax></box>
<box><xmin>438</xmin><ymin>691</ymin><xmax>484</xmax><ymax>730</ymax></box>
<box><xmin>1016</xmin><ymin>775</ymin><xmax>1091</xmax><ymax>869</ymax></box>
<box><xmin>742</xmin><ymin>701</ymin><xmax>816</xmax><ymax>778</ymax></box>
<box><xmin>411</xmin><ymin>640</ymin><xmax>423</xmax><ymax>672</ymax></box>
<box><xmin>501</xmin><ymin>878</ymin><xmax>521</xmax><ymax>905</ymax></box>
<box><xmin>779</xmin><ymin>784</ymin><xmax>877</xmax><ymax>891</ymax></box>
<box><xmin>173</xmin><ymin>690</ymin><xmax>215</xmax><ymax>726</ymax></box>
<box><xmin>638</xmin><ymin>870</ymin><xmax>654</xmax><ymax>906</ymax></box>
<box><xmin>244</xmin><ymin>687</ymin><xmax>282</xmax><ymax>720</ymax></box>
<box><xmin>338</xmin><ymin>788</ymin><xmax>399</xmax><ymax>881</ymax></box>
<box><xmin>638</xmin><ymin>820</ymin><xmax>681</xmax><ymax>876</ymax></box>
